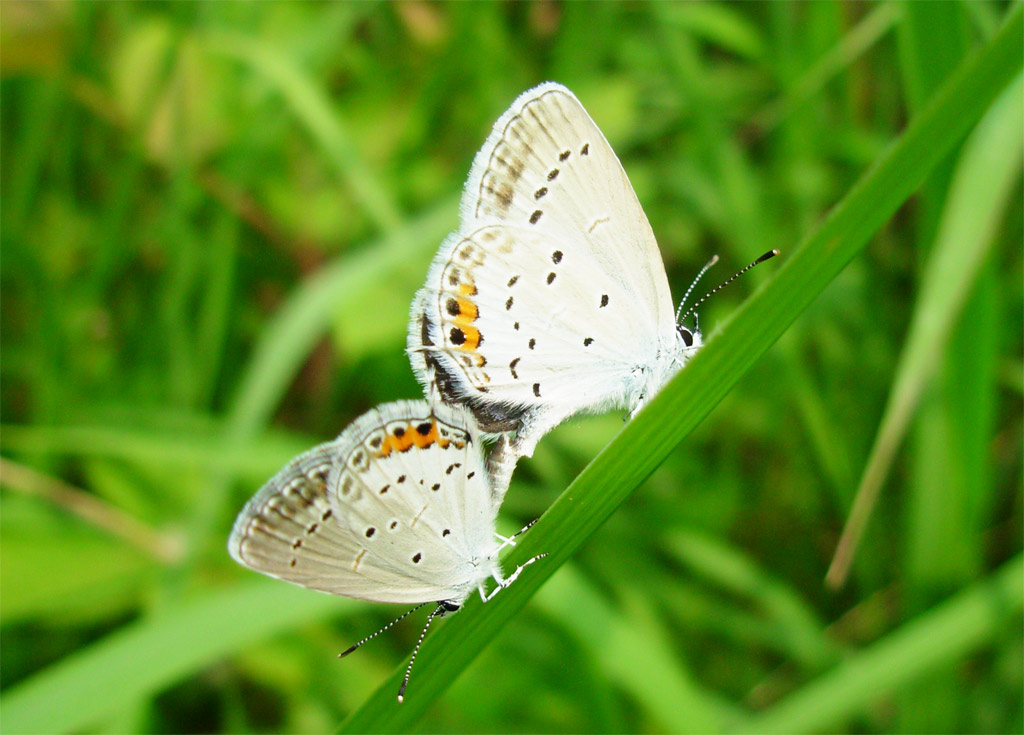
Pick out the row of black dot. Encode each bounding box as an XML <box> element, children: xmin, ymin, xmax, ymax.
<box><xmin>378</xmin><ymin>468</ymin><xmax>475</xmax><ymax>496</ymax></box>
<box><xmin>527</xmin><ymin>142</ymin><xmax>590</xmax><ymax>225</ymax></box>
<box><xmin>364</xmin><ymin>524</ymin><xmax>453</xmax><ymax>541</ymax></box>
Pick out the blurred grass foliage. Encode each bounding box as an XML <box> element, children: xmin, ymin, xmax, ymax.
<box><xmin>1</xmin><ymin>2</ymin><xmax>1020</xmax><ymax>734</ymax></box>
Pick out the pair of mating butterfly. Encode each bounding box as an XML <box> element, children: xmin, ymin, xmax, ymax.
<box><xmin>229</xmin><ymin>82</ymin><xmax>776</xmax><ymax>700</ymax></box>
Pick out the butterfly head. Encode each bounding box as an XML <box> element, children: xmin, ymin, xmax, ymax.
<box><xmin>676</xmin><ymin>323</ymin><xmax>700</xmax><ymax>349</ymax></box>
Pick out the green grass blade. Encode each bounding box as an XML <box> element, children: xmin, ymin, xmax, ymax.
<box><xmin>1</xmin><ymin>581</ymin><xmax>351</xmax><ymax>734</ymax></box>
<box><xmin>339</xmin><ymin>7</ymin><xmax>1024</xmax><ymax>731</ymax></box>
<box><xmin>827</xmin><ymin>72</ymin><xmax>1024</xmax><ymax>587</ymax></box>
<box><xmin>735</xmin><ymin>553</ymin><xmax>1024</xmax><ymax>733</ymax></box>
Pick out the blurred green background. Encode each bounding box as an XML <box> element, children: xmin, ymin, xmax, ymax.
<box><xmin>2</xmin><ymin>2</ymin><xmax>1021</xmax><ymax>733</ymax></box>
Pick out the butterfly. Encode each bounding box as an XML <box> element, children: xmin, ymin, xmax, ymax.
<box><xmin>409</xmin><ymin>82</ymin><xmax>740</xmax><ymax>495</ymax></box>
<box><xmin>228</xmin><ymin>400</ymin><xmax>543</xmax><ymax>700</ymax></box>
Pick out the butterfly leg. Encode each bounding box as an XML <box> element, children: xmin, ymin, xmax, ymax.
<box><xmin>481</xmin><ymin>552</ymin><xmax>548</xmax><ymax>602</ymax></box>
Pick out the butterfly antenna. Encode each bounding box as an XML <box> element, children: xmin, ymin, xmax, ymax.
<box><xmin>675</xmin><ymin>254</ymin><xmax>720</xmax><ymax>324</ymax></box>
<box><xmin>338</xmin><ymin>602</ymin><xmax>430</xmax><ymax>658</ymax></box>
<box><xmin>398</xmin><ymin>603</ymin><xmax>449</xmax><ymax>703</ymax></box>
<box><xmin>677</xmin><ymin>249</ymin><xmax>780</xmax><ymax>326</ymax></box>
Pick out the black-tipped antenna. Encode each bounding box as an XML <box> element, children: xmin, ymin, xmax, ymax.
<box><xmin>397</xmin><ymin>603</ymin><xmax>449</xmax><ymax>702</ymax></box>
<box><xmin>675</xmin><ymin>254</ymin><xmax>720</xmax><ymax>323</ymax></box>
<box><xmin>677</xmin><ymin>249</ymin><xmax>779</xmax><ymax>326</ymax></box>
<box><xmin>338</xmin><ymin>602</ymin><xmax>429</xmax><ymax>658</ymax></box>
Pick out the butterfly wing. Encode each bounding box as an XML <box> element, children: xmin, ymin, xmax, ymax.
<box><xmin>412</xmin><ymin>224</ymin><xmax>656</xmax><ymax>418</ymax></box>
<box><xmin>228</xmin><ymin>401</ymin><xmax>499</xmax><ymax>605</ymax></box>
<box><xmin>410</xmin><ymin>84</ymin><xmax>680</xmax><ymax>431</ymax></box>
<box><xmin>463</xmin><ymin>82</ymin><xmax>675</xmax><ymax>329</ymax></box>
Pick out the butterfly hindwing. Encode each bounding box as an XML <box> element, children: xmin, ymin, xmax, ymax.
<box><xmin>413</xmin><ymin>223</ymin><xmax>652</xmax><ymax>415</ymax></box>
<box><xmin>228</xmin><ymin>401</ymin><xmax>500</xmax><ymax>605</ymax></box>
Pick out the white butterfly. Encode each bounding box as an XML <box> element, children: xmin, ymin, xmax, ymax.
<box><xmin>228</xmin><ymin>400</ymin><xmax>543</xmax><ymax>700</ymax></box>
<box><xmin>409</xmin><ymin>82</ymin><xmax>706</xmax><ymax>494</ymax></box>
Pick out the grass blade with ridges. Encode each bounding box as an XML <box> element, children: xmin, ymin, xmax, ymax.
<box><xmin>339</xmin><ymin>6</ymin><xmax>1023</xmax><ymax>731</ymax></box>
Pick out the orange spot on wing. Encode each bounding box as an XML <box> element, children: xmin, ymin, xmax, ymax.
<box><xmin>412</xmin><ymin>422</ymin><xmax>438</xmax><ymax>449</ymax></box>
<box><xmin>457</xmin><ymin>325</ymin><xmax>481</xmax><ymax>351</ymax></box>
<box><xmin>379</xmin><ymin>428</ymin><xmax>415</xmax><ymax>455</ymax></box>
<box><xmin>374</xmin><ymin>420</ymin><xmax>454</xmax><ymax>457</ymax></box>
<box><xmin>456</xmin><ymin>297</ymin><xmax>478</xmax><ymax>321</ymax></box>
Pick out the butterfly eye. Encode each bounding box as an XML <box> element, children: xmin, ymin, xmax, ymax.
<box><xmin>677</xmin><ymin>325</ymin><xmax>694</xmax><ymax>347</ymax></box>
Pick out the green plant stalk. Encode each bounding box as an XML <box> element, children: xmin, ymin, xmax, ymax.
<box><xmin>340</xmin><ymin>5</ymin><xmax>1023</xmax><ymax>731</ymax></box>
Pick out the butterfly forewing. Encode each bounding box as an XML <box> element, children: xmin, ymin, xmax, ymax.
<box><xmin>462</xmin><ymin>82</ymin><xmax>675</xmax><ymax>327</ymax></box>
<box><xmin>228</xmin><ymin>401</ymin><xmax>499</xmax><ymax>605</ymax></box>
